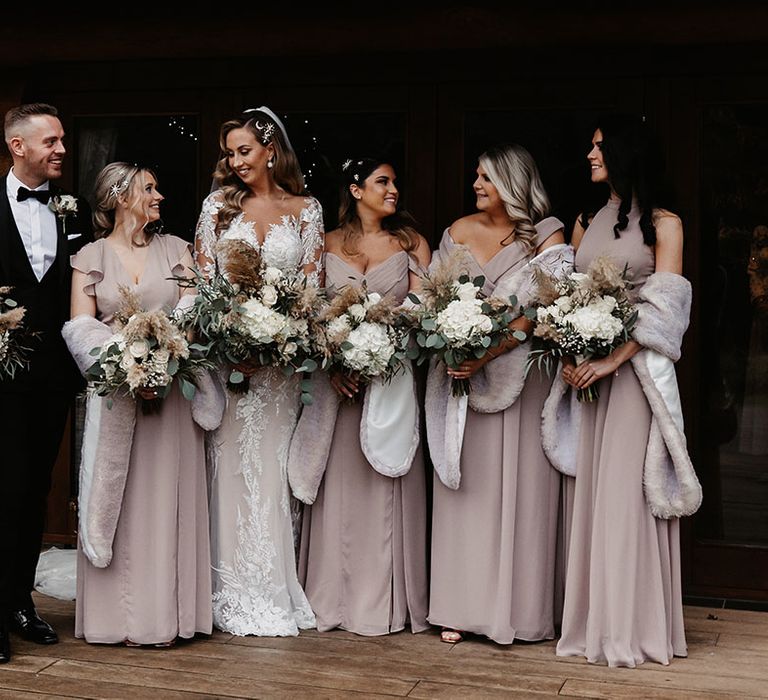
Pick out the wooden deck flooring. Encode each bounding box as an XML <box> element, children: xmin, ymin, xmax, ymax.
<box><xmin>1</xmin><ymin>594</ymin><xmax>767</xmax><ymax>698</ymax></box>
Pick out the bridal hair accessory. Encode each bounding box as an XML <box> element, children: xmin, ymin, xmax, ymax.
<box><xmin>255</xmin><ymin>120</ymin><xmax>276</xmax><ymax>144</ymax></box>
<box><xmin>343</xmin><ymin>159</ymin><xmax>365</xmax><ymax>181</ymax></box>
<box><xmin>242</xmin><ymin>106</ymin><xmax>294</xmax><ymax>152</ymax></box>
<box><xmin>109</xmin><ymin>179</ymin><xmax>130</xmax><ymax>199</ymax></box>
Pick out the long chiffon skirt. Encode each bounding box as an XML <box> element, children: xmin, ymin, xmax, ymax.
<box><xmin>75</xmin><ymin>390</ymin><xmax>212</xmax><ymax>644</ymax></box>
<box><xmin>299</xmin><ymin>397</ymin><xmax>429</xmax><ymax>636</ymax></box>
<box><xmin>428</xmin><ymin>374</ymin><xmax>562</xmax><ymax>644</ymax></box>
<box><xmin>556</xmin><ymin>367</ymin><xmax>688</xmax><ymax>667</ymax></box>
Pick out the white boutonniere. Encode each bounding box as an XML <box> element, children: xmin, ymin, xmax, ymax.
<box><xmin>48</xmin><ymin>195</ymin><xmax>78</xmax><ymax>234</ymax></box>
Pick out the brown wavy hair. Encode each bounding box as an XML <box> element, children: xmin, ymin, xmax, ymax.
<box><xmin>212</xmin><ymin>111</ymin><xmax>305</xmax><ymax>234</ymax></box>
<box><xmin>338</xmin><ymin>158</ymin><xmax>419</xmax><ymax>257</ymax></box>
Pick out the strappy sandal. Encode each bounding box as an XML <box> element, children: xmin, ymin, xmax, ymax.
<box><xmin>440</xmin><ymin>628</ymin><xmax>465</xmax><ymax>644</ymax></box>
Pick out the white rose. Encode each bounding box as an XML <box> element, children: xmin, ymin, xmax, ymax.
<box><xmin>283</xmin><ymin>341</ymin><xmax>298</xmax><ymax>357</ymax></box>
<box><xmin>453</xmin><ymin>281</ymin><xmax>479</xmax><ymax>301</ymax></box>
<box><xmin>363</xmin><ymin>292</ymin><xmax>382</xmax><ymax>309</ymax></box>
<box><xmin>263</xmin><ymin>266</ymin><xmax>283</xmax><ymax>284</ymax></box>
<box><xmin>326</xmin><ymin>316</ymin><xmax>351</xmax><ymax>344</ymax></box>
<box><xmin>347</xmin><ymin>304</ymin><xmax>366</xmax><ymax>322</ymax></box>
<box><xmin>128</xmin><ymin>339</ymin><xmax>150</xmax><ymax>359</ymax></box>
<box><xmin>153</xmin><ymin>348</ymin><xmax>171</xmax><ymax>364</ymax></box>
<box><xmin>120</xmin><ymin>353</ymin><xmax>136</xmax><ymax>370</ymax></box>
<box><xmin>261</xmin><ymin>285</ymin><xmax>278</xmax><ymax>307</ymax></box>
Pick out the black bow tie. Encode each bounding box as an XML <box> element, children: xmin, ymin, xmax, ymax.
<box><xmin>17</xmin><ymin>186</ymin><xmax>51</xmax><ymax>204</ymax></box>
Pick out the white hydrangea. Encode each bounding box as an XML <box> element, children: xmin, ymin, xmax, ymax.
<box><xmin>564</xmin><ymin>300</ymin><xmax>623</xmax><ymax>342</ymax></box>
<box><xmin>238</xmin><ymin>298</ymin><xmax>290</xmax><ymax>342</ymax></box>
<box><xmin>436</xmin><ymin>299</ymin><xmax>493</xmax><ymax>345</ymax></box>
<box><xmin>342</xmin><ymin>321</ymin><xmax>395</xmax><ymax>375</ymax></box>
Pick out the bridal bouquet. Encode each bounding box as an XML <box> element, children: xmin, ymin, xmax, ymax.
<box><xmin>0</xmin><ymin>287</ymin><xmax>37</xmax><ymax>380</ymax></box>
<box><xmin>317</xmin><ymin>285</ymin><xmax>415</xmax><ymax>388</ymax></box>
<box><xmin>86</xmin><ymin>287</ymin><xmax>208</xmax><ymax>413</ymax></box>
<box><xmin>410</xmin><ymin>253</ymin><xmax>524</xmax><ymax>397</ymax></box>
<box><xmin>525</xmin><ymin>255</ymin><xmax>637</xmax><ymax>401</ymax></box>
<box><xmin>179</xmin><ymin>239</ymin><xmax>321</xmax><ymax>400</ymax></box>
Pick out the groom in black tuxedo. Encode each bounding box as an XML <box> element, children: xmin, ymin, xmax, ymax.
<box><xmin>0</xmin><ymin>103</ymin><xmax>92</xmax><ymax>663</ymax></box>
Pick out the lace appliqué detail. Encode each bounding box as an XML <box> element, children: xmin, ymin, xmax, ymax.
<box><xmin>299</xmin><ymin>197</ymin><xmax>324</xmax><ymax>288</ymax></box>
<box><xmin>194</xmin><ymin>192</ymin><xmax>225</xmax><ymax>279</ymax></box>
<box><xmin>211</xmin><ymin>368</ymin><xmax>315</xmax><ymax>636</ymax></box>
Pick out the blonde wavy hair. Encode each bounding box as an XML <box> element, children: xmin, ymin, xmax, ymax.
<box><xmin>338</xmin><ymin>158</ymin><xmax>419</xmax><ymax>257</ymax></box>
<box><xmin>479</xmin><ymin>144</ymin><xmax>550</xmax><ymax>251</ymax></box>
<box><xmin>213</xmin><ymin>111</ymin><xmax>305</xmax><ymax>234</ymax></box>
<box><xmin>92</xmin><ymin>162</ymin><xmax>159</xmax><ymax>242</ymax></box>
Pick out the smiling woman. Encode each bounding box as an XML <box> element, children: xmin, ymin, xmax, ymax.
<box><xmin>294</xmin><ymin>156</ymin><xmax>431</xmax><ymax>637</ymax></box>
<box><xmin>193</xmin><ymin>108</ymin><xmax>323</xmax><ymax>638</ymax></box>
<box><xmin>64</xmin><ymin>161</ymin><xmax>213</xmax><ymax>647</ymax></box>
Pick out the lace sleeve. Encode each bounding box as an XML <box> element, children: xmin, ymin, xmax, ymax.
<box><xmin>194</xmin><ymin>192</ymin><xmax>224</xmax><ymax>278</ymax></box>
<box><xmin>299</xmin><ymin>197</ymin><xmax>324</xmax><ymax>287</ymax></box>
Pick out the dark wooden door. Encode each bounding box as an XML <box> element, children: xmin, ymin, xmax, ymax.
<box><xmin>670</xmin><ymin>76</ymin><xmax>768</xmax><ymax>601</ymax></box>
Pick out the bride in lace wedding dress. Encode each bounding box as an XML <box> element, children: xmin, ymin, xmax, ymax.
<box><xmin>195</xmin><ymin>108</ymin><xmax>323</xmax><ymax>636</ymax></box>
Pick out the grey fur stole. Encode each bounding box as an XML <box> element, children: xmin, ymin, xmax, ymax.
<box><xmin>541</xmin><ymin>271</ymin><xmax>702</xmax><ymax>518</ymax></box>
<box><xmin>62</xmin><ymin>314</ymin><xmax>225</xmax><ymax>568</ymax></box>
<box><xmin>287</xmin><ymin>368</ymin><xmax>420</xmax><ymax>504</ymax></box>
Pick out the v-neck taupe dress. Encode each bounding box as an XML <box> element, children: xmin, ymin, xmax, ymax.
<box><xmin>72</xmin><ymin>235</ymin><xmax>212</xmax><ymax>645</ymax></box>
<box><xmin>428</xmin><ymin>219</ymin><xmax>565</xmax><ymax>644</ymax></box>
<box><xmin>556</xmin><ymin>201</ymin><xmax>687</xmax><ymax>667</ymax></box>
<box><xmin>298</xmin><ymin>251</ymin><xmax>429</xmax><ymax>635</ymax></box>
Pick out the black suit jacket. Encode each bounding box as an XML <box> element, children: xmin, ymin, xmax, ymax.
<box><xmin>0</xmin><ymin>174</ymin><xmax>94</xmax><ymax>393</ymax></box>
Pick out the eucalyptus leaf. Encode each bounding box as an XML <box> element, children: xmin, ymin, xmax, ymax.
<box><xmin>229</xmin><ymin>370</ymin><xmax>245</xmax><ymax>384</ymax></box>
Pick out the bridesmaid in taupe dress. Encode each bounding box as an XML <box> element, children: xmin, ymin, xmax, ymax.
<box><xmin>298</xmin><ymin>158</ymin><xmax>431</xmax><ymax>635</ymax></box>
<box><xmin>70</xmin><ymin>163</ymin><xmax>212</xmax><ymax>646</ymax></box>
<box><xmin>558</xmin><ymin>117</ymin><xmax>688</xmax><ymax>666</ymax></box>
<box><xmin>427</xmin><ymin>144</ymin><xmax>566</xmax><ymax>644</ymax></box>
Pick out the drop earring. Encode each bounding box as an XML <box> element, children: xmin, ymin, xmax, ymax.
<box><xmin>267</xmin><ymin>158</ymin><xmax>274</xmax><ymax>169</ymax></box>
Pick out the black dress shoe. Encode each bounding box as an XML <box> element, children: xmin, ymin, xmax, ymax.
<box><xmin>0</xmin><ymin>623</ymin><xmax>10</xmax><ymax>663</ymax></box>
<box><xmin>8</xmin><ymin>609</ymin><xmax>58</xmax><ymax>644</ymax></box>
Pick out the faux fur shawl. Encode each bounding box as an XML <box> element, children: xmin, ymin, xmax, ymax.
<box><xmin>62</xmin><ymin>314</ymin><xmax>225</xmax><ymax>568</ymax></box>
<box><xmin>426</xmin><ymin>243</ymin><xmax>574</xmax><ymax>490</ymax></box>
<box><xmin>288</xmin><ymin>367</ymin><xmax>420</xmax><ymax>505</ymax></box>
<box><xmin>541</xmin><ymin>271</ymin><xmax>702</xmax><ymax>519</ymax></box>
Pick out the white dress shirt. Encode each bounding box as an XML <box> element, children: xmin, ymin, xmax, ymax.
<box><xmin>6</xmin><ymin>168</ymin><xmax>58</xmax><ymax>281</ymax></box>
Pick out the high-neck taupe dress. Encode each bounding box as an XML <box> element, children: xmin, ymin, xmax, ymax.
<box><xmin>428</xmin><ymin>219</ymin><xmax>564</xmax><ymax>644</ymax></box>
<box><xmin>556</xmin><ymin>200</ymin><xmax>687</xmax><ymax>667</ymax></box>
<box><xmin>298</xmin><ymin>251</ymin><xmax>429</xmax><ymax>635</ymax></box>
